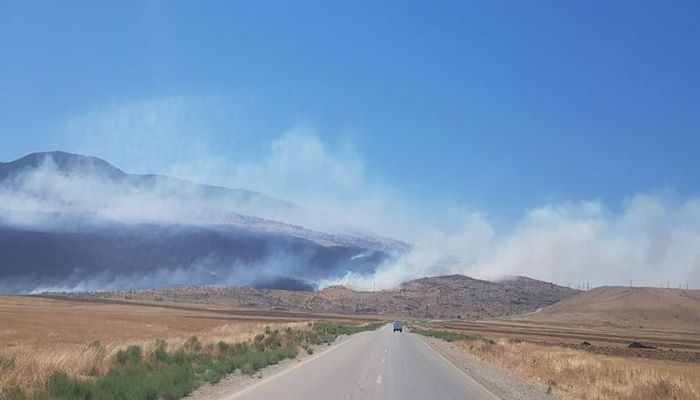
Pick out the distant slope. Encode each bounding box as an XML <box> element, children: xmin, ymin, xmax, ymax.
<box><xmin>0</xmin><ymin>151</ymin><xmax>408</xmax><ymax>293</ymax></box>
<box><xmin>512</xmin><ymin>286</ymin><xmax>700</xmax><ymax>331</ymax></box>
<box><xmin>0</xmin><ymin>223</ymin><xmax>390</xmax><ymax>293</ymax></box>
<box><xmin>75</xmin><ymin>274</ymin><xmax>580</xmax><ymax>319</ymax></box>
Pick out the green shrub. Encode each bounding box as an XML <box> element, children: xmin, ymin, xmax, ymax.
<box><xmin>153</xmin><ymin>340</ymin><xmax>169</xmax><ymax>363</ymax></box>
<box><xmin>240</xmin><ymin>363</ymin><xmax>255</xmax><ymax>375</ymax></box>
<box><xmin>115</xmin><ymin>345</ymin><xmax>143</xmax><ymax>365</ymax></box>
<box><xmin>184</xmin><ymin>336</ymin><xmax>202</xmax><ymax>353</ymax></box>
<box><xmin>217</xmin><ymin>341</ymin><xmax>230</xmax><ymax>353</ymax></box>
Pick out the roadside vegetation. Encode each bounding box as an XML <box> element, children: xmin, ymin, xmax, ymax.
<box><xmin>1</xmin><ymin>322</ymin><xmax>381</xmax><ymax>400</ymax></box>
<box><xmin>413</xmin><ymin>325</ymin><xmax>700</xmax><ymax>400</ymax></box>
<box><xmin>409</xmin><ymin>327</ymin><xmax>484</xmax><ymax>343</ymax></box>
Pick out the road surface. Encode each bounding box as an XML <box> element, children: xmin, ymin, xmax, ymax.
<box><xmin>225</xmin><ymin>324</ymin><xmax>500</xmax><ymax>400</ymax></box>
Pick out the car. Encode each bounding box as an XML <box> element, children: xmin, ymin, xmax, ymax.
<box><xmin>393</xmin><ymin>321</ymin><xmax>403</xmax><ymax>332</ymax></box>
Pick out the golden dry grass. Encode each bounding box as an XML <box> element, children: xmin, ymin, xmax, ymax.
<box><xmin>514</xmin><ymin>286</ymin><xmax>700</xmax><ymax>331</ymax></box>
<box><xmin>0</xmin><ymin>296</ymin><xmax>311</xmax><ymax>393</ymax></box>
<box><xmin>457</xmin><ymin>338</ymin><xmax>700</xmax><ymax>400</ymax></box>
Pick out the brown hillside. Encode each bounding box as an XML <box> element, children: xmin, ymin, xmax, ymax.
<box><xmin>513</xmin><ymin>286</ymin><xmax>700</xmax><ymax>331</ymax></box>
<box><xmin>47</xmin><ymin>274</ymin><xmax>579</xmax><ymax>320</ymax></box>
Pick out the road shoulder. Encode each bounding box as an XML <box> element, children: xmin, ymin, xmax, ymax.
<box><xmin>419</xmin><ymin>335</ymin><xmax>565</xmax><ymax>400</ymax></box>
<box><xmin>185</xmin><ymin>332</ymin><xmax>360</xmax><ymax>400</ymax></box>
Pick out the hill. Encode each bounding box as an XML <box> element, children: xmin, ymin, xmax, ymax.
<box><xmin>0</xmin><ymin>151</ymin><xmax>408</xmax><ymax>293</ymax></box>
<box><xmin>65</xmin><ymin>274</ymin><xmax>580</xmax><ymax>319</ymax></box>
<box><xmin>512</xmin><ymin>286</ymin><xmax>700</xmax><ymax>331</ymax></box>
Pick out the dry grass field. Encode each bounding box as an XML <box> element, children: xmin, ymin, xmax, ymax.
<box><xmin>457</xmin><ymin>338</ymin><xmax>700</xmax><ymax>400</ymax></box>
<box><xmin>416</xmin><ymin>287</ymin><xmax>700</xmax><ymax>400</ymax></box>
<box><xmin>511</xmin><ymin>286</ymin><xmax>700</xmax><ymax>331</ymax></box>
<box><xmin>434</xmin><ymin>287</ymin><xmax>700</xmax><ymax>363</ymax></box>
<box><xmin>433</xmin><ymin>319</ymin><xmax>700</xmax><ymax>362</ymax></box>
<box><xmin>0</xmin><ymin>295</ymin><xmax>360</xmax><ymax>394</ymax></box>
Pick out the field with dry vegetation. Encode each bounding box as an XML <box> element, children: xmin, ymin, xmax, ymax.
<box><xmin>0</xmin><ymin>295</ymin><xmax>374</xmax><ymax>398</ymax></box>
<box><xmin>459</xmin><ymin>338</ymin><xmax>700</xmax><ymax>400</ymax></box>
<box><xmin>414</xmin><ymin>325</ymin><xmax>700</xmax><ymax>400</ymax></box>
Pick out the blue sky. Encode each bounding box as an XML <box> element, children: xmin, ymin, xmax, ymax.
<box><xmin>1</xmin><ymin>0</ymin><xmax>699</xmax><ymax>218</ymax></box>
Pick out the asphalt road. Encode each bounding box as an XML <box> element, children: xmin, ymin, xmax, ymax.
<box><xmin>225</xmin><ymin>324</ymin><xmax>500</xmax><ymax>400</ymax></box>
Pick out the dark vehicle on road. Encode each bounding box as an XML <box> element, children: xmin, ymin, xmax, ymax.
<box><xmin>393</xmin><ymin>321</ymin><xmax>403</xmax><ymax>332</ymax></box>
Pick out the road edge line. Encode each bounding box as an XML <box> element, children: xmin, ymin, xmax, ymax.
<box><xmin>221</xmin><ymin>326</ymin><xmax>381</xmax><ymax>399</ymax></box>
<box><xmin>414</xmin><ymin>333</ymin><xmax>502</xmax><ymax>400</ymax></box>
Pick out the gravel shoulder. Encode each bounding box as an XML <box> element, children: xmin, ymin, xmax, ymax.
<box><xmin>420</xmin><ymin>335</ymin><xmax>568</xmax><ymax>400</ymax></box>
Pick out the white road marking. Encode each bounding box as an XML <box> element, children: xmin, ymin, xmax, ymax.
<box><xmin>376</xmin><ymin>374</ymin><xmax>382</xmax><ymax>384</ymax></box>
<box><xmin>223</xmin><ymin>332</ymin><xmax>368</xmax><ymax>399</ymax></box>
<box><xmin>381</xmin><ymin>357</ymin><xmax>386</xmax><ymax>363</ymax></box>
<box><xmin>415</xmin><ymin>335</ymin><xmax>501</xmax><ymax>400</ymax></box>
<box><xmin>384</xmin><ymin>348</ymin><xmax>388</xmax><ymax>353</ymax></box>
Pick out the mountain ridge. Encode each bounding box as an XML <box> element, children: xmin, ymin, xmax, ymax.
<box><xmin>0</xmin><ymin>151</ymin><xmax>409</xmax><ymax>252</ymax></box>
<box><xmin>0</xmin><ymin>150</ymin><xmax>296</xmax><ymax>211</ymax></box>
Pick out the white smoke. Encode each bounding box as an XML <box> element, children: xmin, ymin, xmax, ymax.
<box><xmin>334</xmin><ymin>195</ymin><xmax>700</xmax><ymax>290</ymax></box>
<box><xmin>20</xmin><ymin>96</ymin><xmax>698</xmax><ymax>291</ymax></box>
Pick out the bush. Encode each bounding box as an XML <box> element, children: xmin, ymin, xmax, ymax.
<box><xmin>153</xmin><ymin>340</ymin><xmax>169</xmax><ymax>363</ymax></box>
<box><xmin>115</xmin><ymin>345</ymin><xmax>143</xmax><ymax>365</ymax></box>
<box><xmin>184</xmin><ymin>336</ymin><xmax>202</xmax><ymax>353</ymax></box>
<box><xmin>217</xmin><ymin>341</ymin><xmax>230</xmax><ymax>353</ymax></box>
<box><xmin>240</xmin><ymin>363</ymin><xmax>255</xmax><ymax>375</ymax></box>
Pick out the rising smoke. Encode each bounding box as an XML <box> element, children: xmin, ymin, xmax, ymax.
<box><xmin>333</xmin><ymin>196</ymin><xmax>700</xmax><ymax>290</ymax></box>
<box><xmin>3</xmin><ymin>96</ymin><xmax>698</xmax><ymax>292</ymax></box>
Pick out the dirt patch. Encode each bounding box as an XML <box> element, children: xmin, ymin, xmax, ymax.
<box><xmin>628</xmin><ymin>341</ymin><xmax>656</xmax><ymax>349</ymax></box>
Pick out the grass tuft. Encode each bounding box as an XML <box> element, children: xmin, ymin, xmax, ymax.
<box><xmin>114</xmin><ymin>345</ymin><xmax>142</xmax><ymax>366</ymax></box>
<box><xmin>184</xmin><ymin>336</ymin><xmax>202</xmax><ymax>353</ymax></box>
